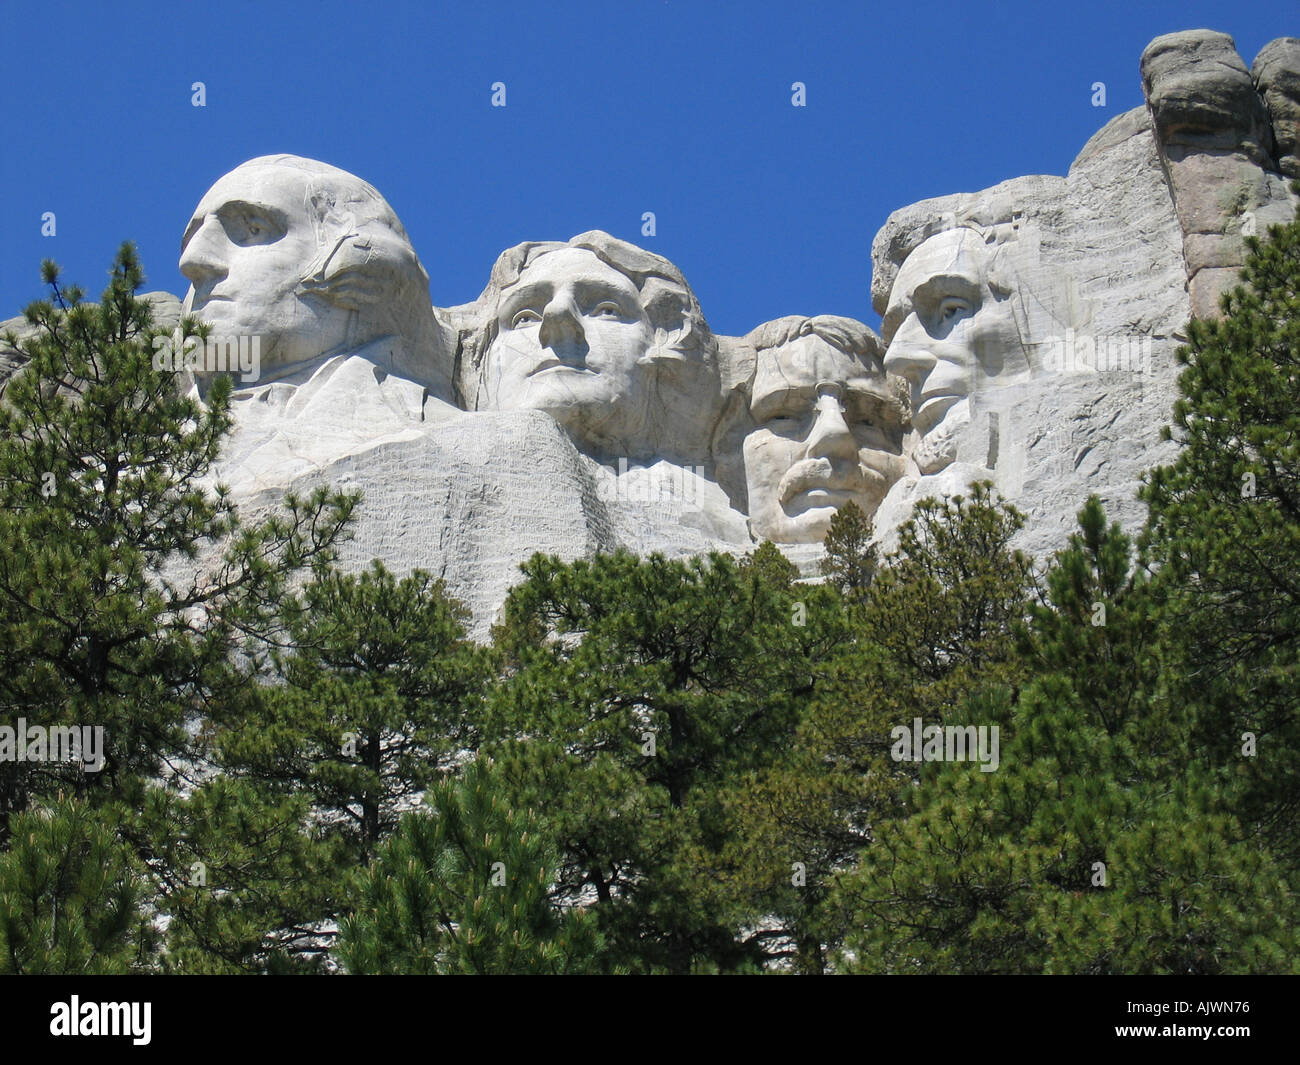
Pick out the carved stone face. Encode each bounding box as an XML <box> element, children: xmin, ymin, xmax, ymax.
<box><xmin>180</xmin><ymin>161</ymin><xmax>355</xmax><ymax>377</ymax></box>
<box><xmin>743</xmin><ymin>334</ymin><xmax>905</xmax><ymax>544</ymax></box>
<box><xmin>881</xmin><ymin>228</ymin><xmax>1024</xmax><ymax>439</ymax></box>
<box><xmin>482</xmin><ymin>248</ymin><xmax>656</xmax><ymax>451</ymax></box>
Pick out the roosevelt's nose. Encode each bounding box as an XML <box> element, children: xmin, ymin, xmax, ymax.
<box><xmin>538</xmin><ymin>293</ymin><xmax>586</xmax><ymax>351</ymax></box>
<box><xmin>882</xmin><ymin>314</ymin><xmax>937</xmax><ymax>389</ymax></box>
<box><xmin>804</xmin><ymin>388</ymin><xmax>858</xmax><ymax>463</ymax></box>
<box><xmin>179</xmin><ymin>215</ymin><xmax>229</xmax><ymax>289</ymax></box>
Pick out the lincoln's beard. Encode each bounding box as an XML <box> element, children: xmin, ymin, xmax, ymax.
<box><xmin>913</xmin><ymin>396</ymin><xmax>968</xmax><ymax>475</ymax></box>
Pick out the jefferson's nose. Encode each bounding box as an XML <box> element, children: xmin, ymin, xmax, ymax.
<box><xmin>538</xmin><ymin>293</ymin><xmax>585</xmax><ymax>350</ymax></box>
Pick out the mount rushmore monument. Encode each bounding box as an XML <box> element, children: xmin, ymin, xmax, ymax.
<box><xmin>5</xmin><ymin>29</ymin><xmax>1299</xmax><ymax>633</ymax></box>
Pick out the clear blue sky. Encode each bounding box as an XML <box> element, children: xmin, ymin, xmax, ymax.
<box><xmin>1</xmin><ymin>0</ymin><xmax>1293</xmax><ymax>336</ymax></box>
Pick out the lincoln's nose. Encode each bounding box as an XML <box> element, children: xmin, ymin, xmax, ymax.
<box><xmin>882</xmin><ymin>316</ymin><xmax>937</xmax><ymax>390</ymax></box>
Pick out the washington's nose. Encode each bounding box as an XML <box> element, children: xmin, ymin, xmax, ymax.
<box><xmin>538</xmin><ymin>294</ymin><xmax>585</xmax><ymax>350</ymax></box>
<box><xmin>179</xmin><ymin>216</ymin><xmax>228</xmax><ymax>288</ymax></box>
<box><xmin>804</xmin><ymin>390</ymin><xmax>857</xmax><ymax>462</ymax></box>
<box><xmin>882</xmin><ymin>316</ymin><xmax>937</xmax><ymax>388</ymax></box>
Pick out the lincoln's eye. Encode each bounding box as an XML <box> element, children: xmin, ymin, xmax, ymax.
<box><xmin>511</xmin><ymin>309</ymin><xmax>543</xmax><ymax>328</ymax></box>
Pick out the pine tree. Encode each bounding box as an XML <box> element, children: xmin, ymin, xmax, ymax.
<box><xmin>1141</xmin><ymin>186</ymin><xmax>1300</xmax><ymax>869</ymax></box>
<box><xmin>834</xmin><ymin>498</ymin><xmax>1298</xmax><ymax>973</ymax></box>
<box><xmin>338</xmin><ymin>758</ymin><xmax>604</xmax><ymax>974</ymax></box>
<box><xmin>0</xmin><ymin>246</ymin><xmax>361</xmax><ymax>973</ymax></box>
<box><xmin>0</xmin><ymin>245</ymin><xmax>357</xmax><ymax>825</ymax></box>
<box><xmin>484</xmin><ymin>549</ymin><xmax>843</xmax><ymax>973</ymax></box>
<box><xmin>137</xmin><ymin>778</ymin><xmax>344</xmax><ymax>973</ymax></box>
<box><xmin>148</xmin><ymin>561</ymin><xmax>488</xmax><ymax>971</ymax></box>
<box><xmin>717</xmin><ymin>483</ymin><xmax>1036</xmax><ymax>972</ymax></box>
<box><xmin>0</xmin><ymin>797</ymin><xmax>158</xmax><ymax>974</ymax></box>
<box><xmin>819</xmin><ymin>499</ymin><xmax>876</xmax><ymax>598</ymax></box>
<box><xmin>213</xmin><ymin>560</ymin><xmax>488</xmax><ymax>865</ymax></box>
<box><xmin>740</xmin><ymin>538</ymin><xmax>801</xmax><ymax>587</ymax></box>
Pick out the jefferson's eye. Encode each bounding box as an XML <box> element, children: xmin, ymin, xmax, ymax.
<box><xmin>591</xmin><ymin>301</ymin><xmax>622</xmax><ymax>319</ymax></box>
<box><xmin>510</xmin><ymin>309</ymin><xmax>543</xmax><ymax>328</ymax></box>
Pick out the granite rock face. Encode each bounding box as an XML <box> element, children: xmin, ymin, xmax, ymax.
<box><xmin>1142</xmin><ymin>30</ymin><xmax>1274</xmax><ymax>162</ymax></box>
<box><xmin>3</xmin><ymin>30</ymin><xmax>1298</xmax><ymax>629</ymax></box>
<box><xmin>1142</xmin><ymin>30</ymin><xmax>1297</xmax><ymax>318</ymax></box>
<box><xmin>215</xmin><ymin>406</ymin><xmax>752</xmax><ymax>637</ymax></box>
<box><xmin>1254</xmin><ymin>37</ymin><xmax>1300</xmax><ymax>178</ymax></box>
<box><xmin>869</xmin><ymin>29</ymin><xmax>1297</xmax><ymax>562</ymax></box>
<box><xmin>869</xmin><ymin>104</ymin><xmax>1188</xmax><ymax>561</ymax></box>
<box><xmin>2</xmin><ymin>291</ymin><xmax>182</xmax><ymax>398</ymax></box>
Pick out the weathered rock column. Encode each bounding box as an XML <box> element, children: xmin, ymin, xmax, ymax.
<box><xmin>1141</xmin><ymin>29</ymin><xmax>1296</xmax><ymax>320</ymax></box>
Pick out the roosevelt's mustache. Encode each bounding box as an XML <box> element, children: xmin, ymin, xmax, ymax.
<box><xmin>778</xmin><ymin>458</ymin><xmax>874</xmax><ymax>505</ymax></box>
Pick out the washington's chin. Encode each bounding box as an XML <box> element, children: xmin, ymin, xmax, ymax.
<box><xmin>787</xmin><ymin>505</ymin><xmax>839</xmax><ymax>533</ymax></box>
<box><xmin>185</xmin><ymin>307</ymin><xmax>263</xmax><ymax>339</ymax></box>
<box><xmin>758</xmin><ymin>489</ymin><xmax>875</xmax><ymax>542</ymax></box>
<box><xmin>185</xmin><ymin>303</ymin><xmax>231</xmax><ymax>325</ymax></box>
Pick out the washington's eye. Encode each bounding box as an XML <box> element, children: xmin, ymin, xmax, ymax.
<box><xmin>223</xmin><ymin>207</ymin><xmax>283</xmax><ymax>247</ymax></box>
<box><xmin>591</xmin><ymin>301</ymin><xmax>622</xmax><ymax>319</ymax></box>
<box><xmin>510</xmin><ymin>309</ymin><xmax>542</xmax><ymax>328</ymax></box>
<box><xmin>939</xmin><ymin>298</ymin><xmax>971</xmax><ymax>323</ymax></box>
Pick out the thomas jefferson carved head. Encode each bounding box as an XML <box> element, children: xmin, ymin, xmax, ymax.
<box><xmin>461</xmin><ymin>231</ymin><xmax>718</xmax><ymax>462</ymax></box>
